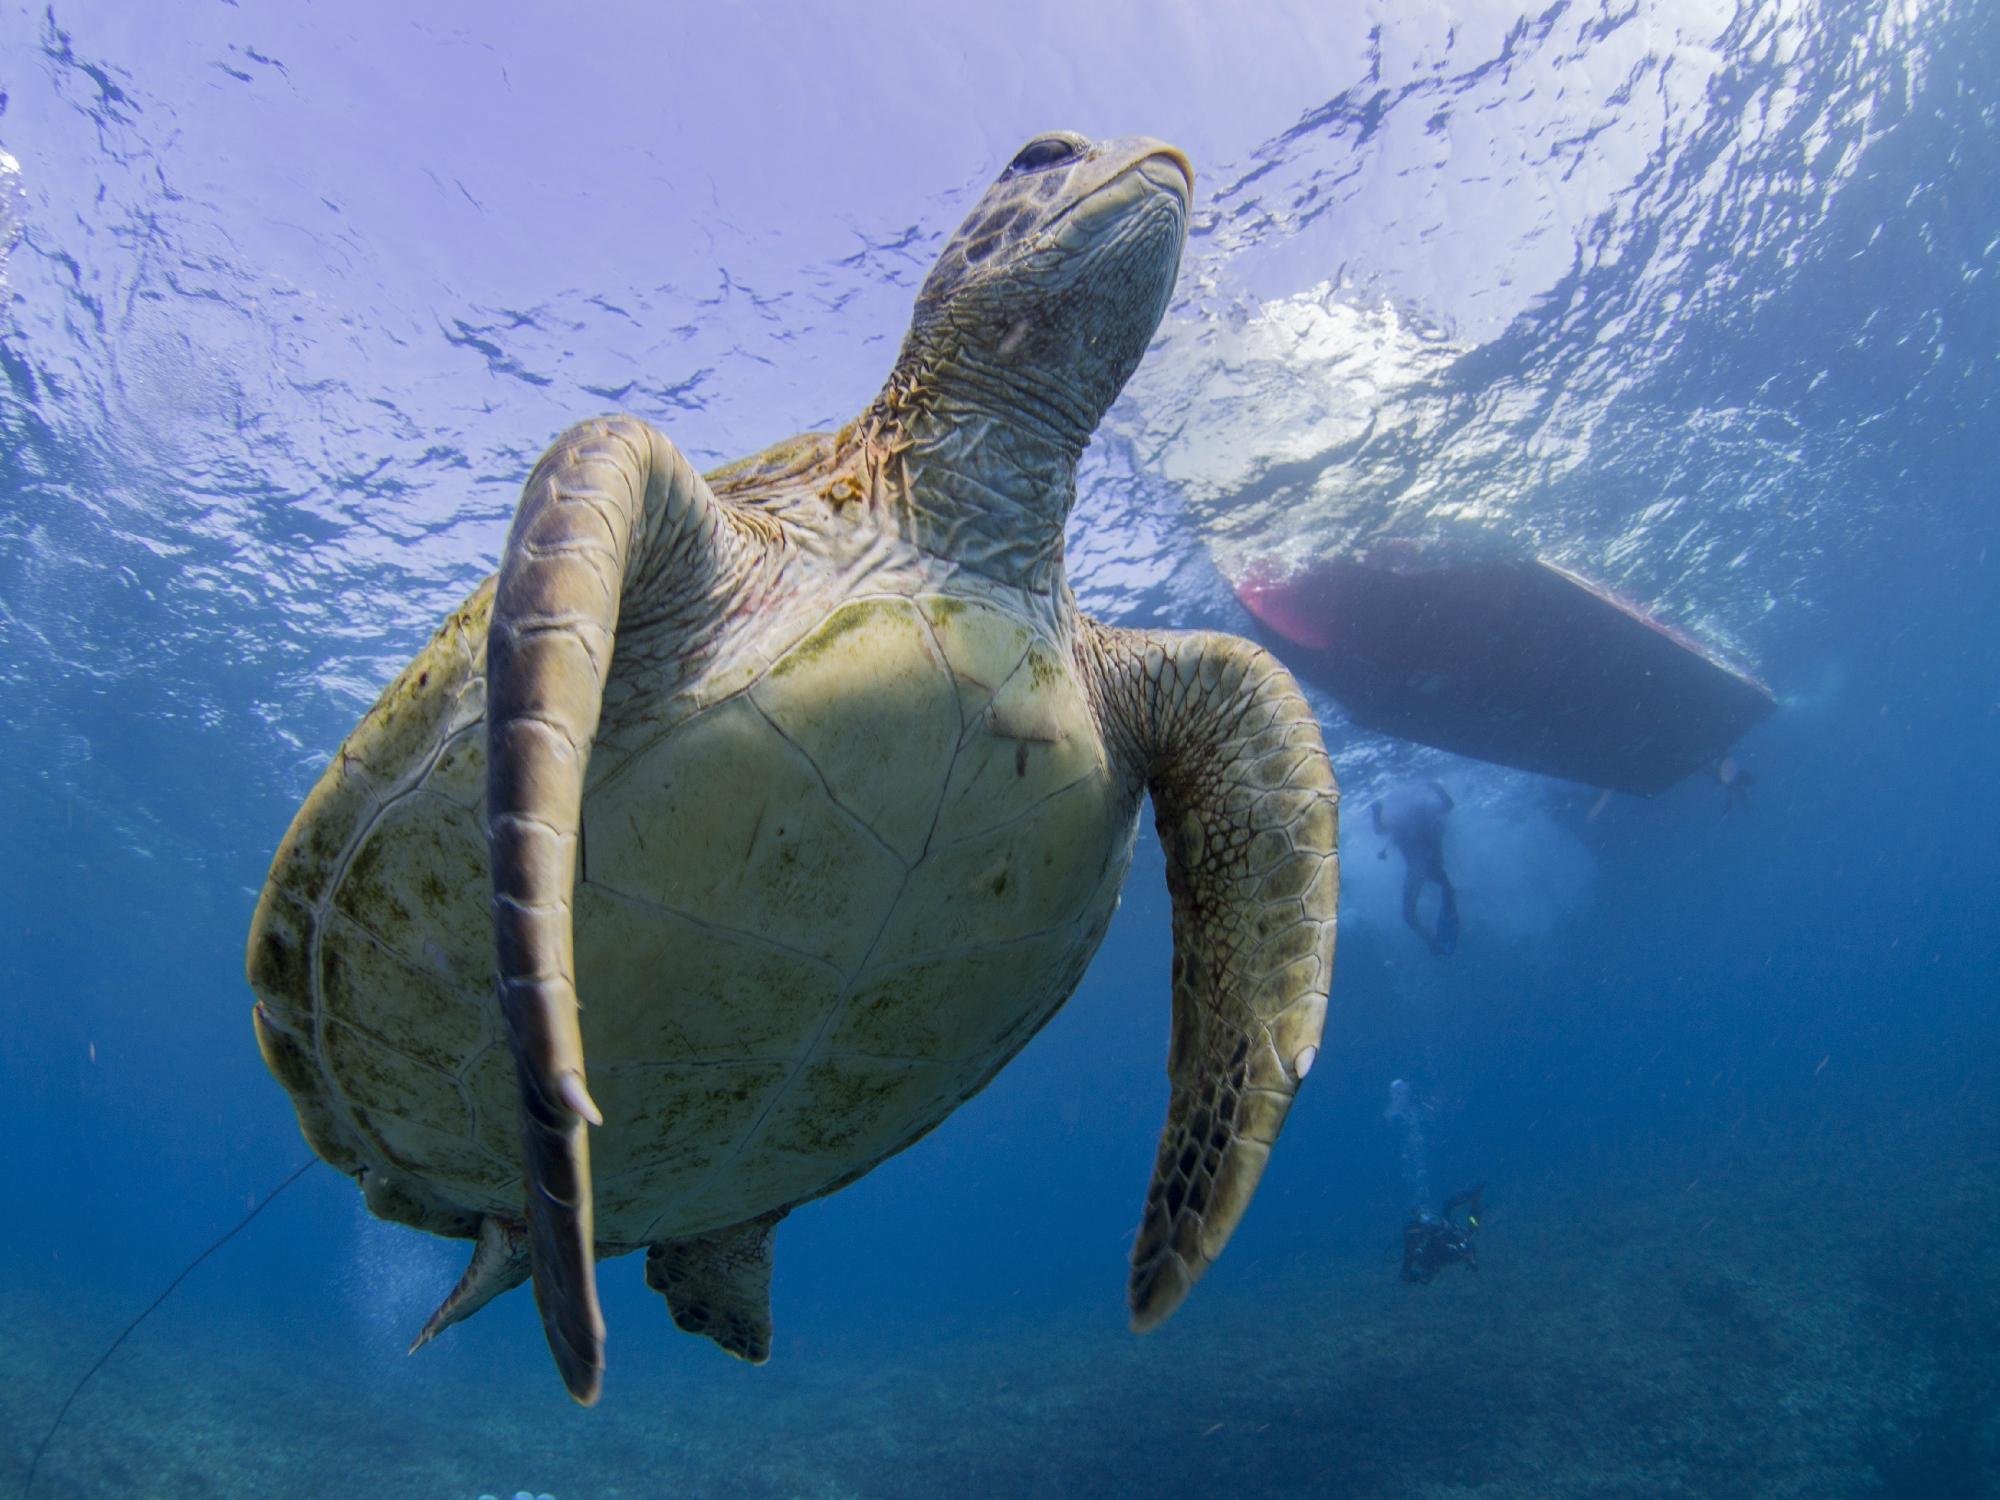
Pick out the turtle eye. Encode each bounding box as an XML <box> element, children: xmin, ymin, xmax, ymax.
<box><xmin>1008</xmin><ymin>136</ymin><xmax>1081</xmax><ymax>174</ymax></box>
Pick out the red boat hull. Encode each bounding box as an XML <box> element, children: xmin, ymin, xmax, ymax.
<box><xmin>1235</xmin><ymin>552</ymin><xmax>1776</xmax><ymax>794</ymax></box>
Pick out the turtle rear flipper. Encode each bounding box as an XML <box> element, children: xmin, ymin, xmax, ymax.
<box><xmin>1086</xmin><ymin>625</ymin><xmax>1340</xmax><ymax>1328</ymax></box>
<box><xmin>408</xmin><ymin>1215</ymin><xmax>530</xmax><ymax>1353</ymax></box>
<box><xmin>487</xmin><ymin>415</ymin><xmax>762</xmax><ymax>1404</ymax></box>
<box><xmin>645</xmin><ymin>1210</ymin><xmax>787</xmax><ymax>1364</ymax></box>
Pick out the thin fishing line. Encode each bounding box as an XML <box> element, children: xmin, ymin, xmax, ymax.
<box><xmin>22</xmin><ymin>1158</ymin><xmax>319</xmax><ymax>1499</ymax></box>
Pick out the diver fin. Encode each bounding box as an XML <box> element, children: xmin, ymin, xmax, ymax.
<box><xmin>1089</xmin><ymin>625</ymin><xmax>1340</xmax><ymax>1332</ymax></box>
<box><xmin>1441</xmin><ymin>1183</ymin><xmax>1484</xmax><ymax>1218</ymax></box>
<box><xmin>1400</xmin><ymin>859</ymin><xmax>1427</xmax><ymax>938</ymax></box>
<box><xmin>645</xmin><ymin>1211</ymin><xmax>786</xmax><ymax>1364</ymax></box>
<box><xmin>1433</xmin><ymin>877</ymin><xmax>1460</xmax><ymax>957</ymax></box>
<box><xmin>409</xmin><ymin>1215</ymin><xmax>531</xmax><ymax>1353</ymax></box>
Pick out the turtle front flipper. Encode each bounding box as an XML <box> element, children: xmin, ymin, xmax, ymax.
<box><xmin>1085</xmin><ymin>623</ymin><xmax>1340</xmax><ymax>1330</ymax></box>
<box><xmin>487</xmin><ymin>415</ymin><xmax>756</xmax><ymax>1404</ymax></box>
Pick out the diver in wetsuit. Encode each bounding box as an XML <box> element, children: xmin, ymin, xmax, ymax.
<box><xmin>1372</xmin><ymin>780</ymin><xmax>1459</xmax><ymax>955</ymax></box>
<box><xmin>1712</xmin><ymin>755</ymin><xmax>1756</xmax><ymax>816</ymax></box>
<box><xmin>1401</xmin><ymin>1185</ymin><xmax>1483</xmax><ymax>1284</ymax></box>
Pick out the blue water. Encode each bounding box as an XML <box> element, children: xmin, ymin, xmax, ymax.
<box><xmin>2</xmin><ymin>1</ymin><xmax>1995</xmax><ymax>1496</ymax></box>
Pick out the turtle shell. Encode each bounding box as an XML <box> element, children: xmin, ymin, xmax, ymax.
<box><xmin>247</xmin><ymin>478</ymin><xmax>1141</xmax><ymax>1247</ymax></box>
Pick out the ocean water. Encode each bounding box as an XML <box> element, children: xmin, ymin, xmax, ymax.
<box><xmin>1</xmin><ymin>1</ymin><xmax>1994</xmax><ymax>1496</ymax></box>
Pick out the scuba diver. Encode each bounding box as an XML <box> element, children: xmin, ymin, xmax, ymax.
<box><xmin>1372</xmin><ymin>780</ymin><xmax>1459</xmax><ymax>955</ymax></box>
<box><xmin>1712</xmin><ymin>755</ymin><xmax>1756</xmax><ymax>816</ymax></box>
<box><xmin>1401</xmin><ymin>1185</ymin><xmax>1483</xmax><ymax>1285</ymax></box>
<box><xmin>1385</xmin><ymin>1082</ymin><xmax>1484</xmax><ymax>1284</ymax></box>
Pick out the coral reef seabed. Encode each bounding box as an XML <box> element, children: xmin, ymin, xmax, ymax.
<box><xmin>3</xmin><ymin>1073</ymin><xmax>1994</xmax><ymax>1499</ymax></box>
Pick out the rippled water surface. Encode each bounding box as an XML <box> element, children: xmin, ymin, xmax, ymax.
<box><xmin>2</xmin><ymin>2</ymin><xmax>1995</xmax><ymax>1496</ymax></box>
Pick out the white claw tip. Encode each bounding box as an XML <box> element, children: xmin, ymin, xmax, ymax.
<box><xmin>560</xmin><ymin>1071</ymin><xmax>604</xmax><ymax>1126</ymax></box>
<box><xmin>1294</xmin><ymin>1045</ymin><xmax>1319</xmax><ymax>1080</ymax></box>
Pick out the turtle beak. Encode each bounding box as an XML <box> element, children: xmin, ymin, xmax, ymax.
<box><xmin>1144</xmin><ymin>145</ymin><xmax>1195</xmax><ymax>199</ymax></box>
<box><xmin>1116</xmin><ymin>137</ymin><xmax>1193</xmax><ymax>204</ymax></box>
<box><xmin>1049</xmin><ymin>138</ymin><xmax>1195</xmax><ymax>248</ymax></box>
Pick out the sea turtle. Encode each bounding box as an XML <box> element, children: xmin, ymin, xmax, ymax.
<box><xmin>247</xmin><ymin>131</ymin><xmax>1341</xmax><ymax>1404</ymax></box>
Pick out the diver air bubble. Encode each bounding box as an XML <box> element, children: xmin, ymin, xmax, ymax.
<box><xmin>1384</xmin><ymin>1078</ymin><xmax>1431</xmax><ymax>1212</ymax></box>
<box><xmin>1385</xmin><ymin>1077</ymin><xmax>1412</xmax><ymax>1120</ymax></box>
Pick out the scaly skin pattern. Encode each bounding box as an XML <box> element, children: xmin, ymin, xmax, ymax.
<box><xmin>246</xmin><ymin>132</ymin><xmax>1340</xmax><ymax>1403</ymax></box>
<box><xmin>1080</xmin><ymin>621</ymin><xmax>1340</xmax><ymax>1328</ymax></box>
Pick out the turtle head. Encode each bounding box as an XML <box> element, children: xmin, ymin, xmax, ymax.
<box><xmin>890</xmin><ymin>132</ymin><xmax>1193</xmax><ymax>452</ymax></box>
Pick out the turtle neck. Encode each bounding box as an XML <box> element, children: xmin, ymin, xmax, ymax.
<box><xmin>861</xmin><ymin>355</ymin><xmax>1090</xmax><ymax>599</ymax></box>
